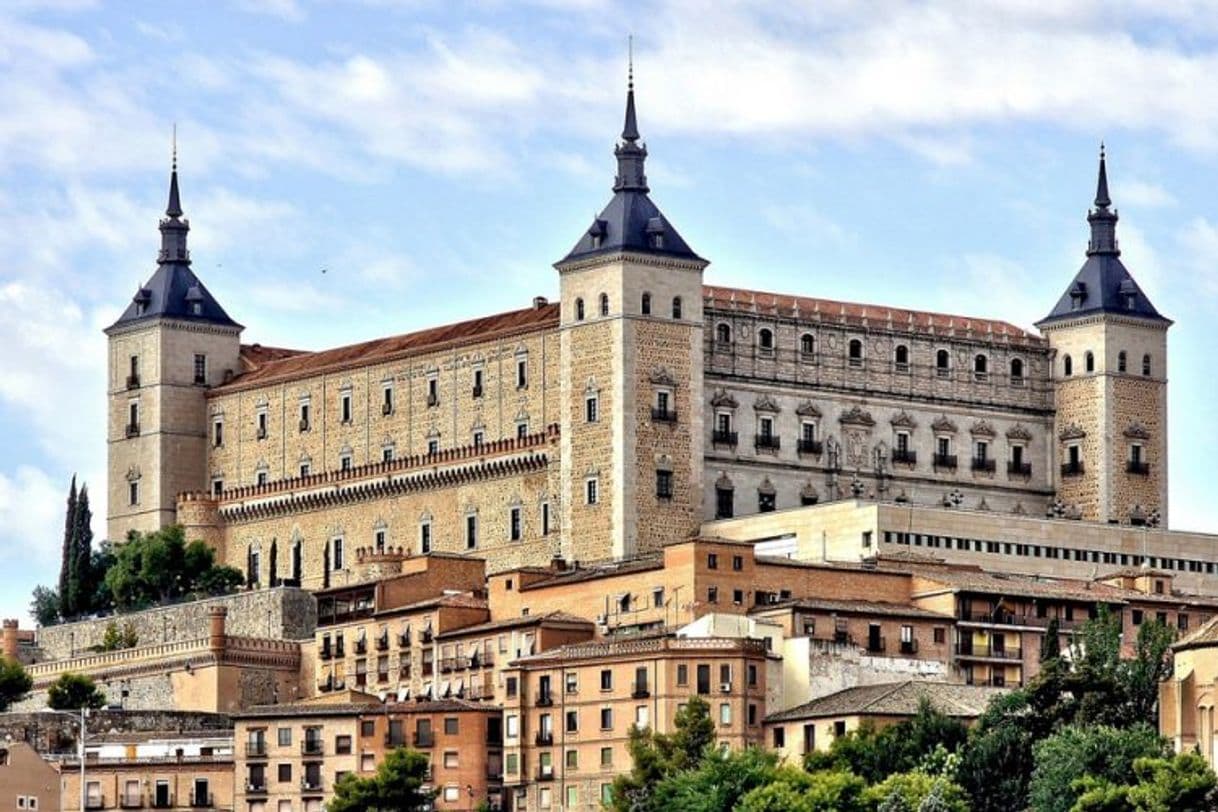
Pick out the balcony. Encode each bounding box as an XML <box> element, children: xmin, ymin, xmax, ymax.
<box><xmin>125</xmin><ymin>423</ymin><xmax>140</xmax><ymax>438</ymax></box>
<box><xmin>631</xmin><ymin>681</ymin><xmax>651</xmax><ymax>699</ymax></box>
<box><xmin>413</xmin><ymin>731</ymin><xmax>434</xmax><ymax>748</ymax></box>
<box><xmin>892</xmin><ymin>449</ymin><xmax>917</xmax><ymax>465</ymax></box>
<box><xmin>536</xmin><ymin>765</ymin><xmax>555</xmax><ymax>782</ymax></box>
<box><xmin>651</xmin><ymin>407</ymin><xmax>678</xmax><ymax>423</ymax></box>
<box><xmin>300</xmin><ymin>777</ymin><xmax>325</xmax><ymax>793</ymax></box>
<box><xmin>797</xmin><ymin>439</ymin><xmax>823</xmax><ymax>456</ymax></box>
<box><xmin>377</xmin><ymin>670</ymin><xmax>390</xmax><ymax>683</ymax></box>
<box><xmin>867</xmin><ymin>636</ymin><xmax>886</xmax><ymax>653</ymax></box>
<box><xmin>900</xmin><ymin>639</ymin><xmax>919</xmax><ymax>655</ymax></box>
<box><xmin>712</xmin><ymin>430</ymin><xmax>738</xmax><ymax>447</ymax></box>
<box><xmin>932</xmin><ymin>453</ymin><xmax>957</xmax><ymax>470</ymax></box>
<box><xmin>398</xmin><ymin>633</ymin><xmax>411</xmax><ymax>648</ymax></box>
<box><xmin>376</xmin><ymin>634</ymin><xmax>389</xmax><ymax>652</ymax></box>
<box><xmin>301</xmin><ymin>739</ymin><xmax>324</xmax><ymax>756</ymax></box>
<box><xmin>1007</xmin><ymin>461</ymin><xmax>1032</xmax><ymax>477</ymax></box>
<box><xmin>534</xmin><ymin>730</ymin><xmax>554</xmax><ymax>746</ymax></box>
<box><xmin>245</xmin><ymin>782</ymin><xmax>267</xmax><ymax>796</ymax></box>
<box><xmin>334</xmin><ymin>644</ymin><xmax>345</xmax><ymax>658</ymax></box>
<box><xmin>190</xmin><ymin>794</ymin><xmax>213</xmax><ymax>808</ymax></box>
<box><xmin>421</xmin><ymin>629</ymin><xmax>434</xmax><ymax>644</ymax></box>
<box><xmin>126</xmin><ymin>374</ymin><xmax>140</xmax><ymax>389</ymax></box>
<box><xmin>85</xmin><ymin>798</ymin><xmax>106</xmax><ymax>810</ymax></box>
<box><xmin>319</xmin><ymin>645</ymin><xmax>332</xmax><ymax>661</ymax></box>
<box><xmin>754</xmin><ymin>434</ymin><xmax>780</xmax><ymax>452</ymax></box>
<box><xmin>120</xmin><ymin>794</ymin><xmax>143</xmax><ymax>809</ymax></box>
<box><xmin>151</xmin><ymin>795</ymin><xmax>175</xmax><ymax>809</ymax></box>
<box><xmin>955</xmin><ymin>642</ymin><xmax>1023</xmax><ymax>660</ymax></box>
<box><xmin>1127</xmin><ymin>460</ymin><xmax>1151</xmax><ymax>476</ymax></box>
<box><xmin>439</xmin><ymin>657</ymin><xmax>455</xmax><ymax>673</ymax></box>
<box><xmin>971</xmin><ymin>458</ymin><xmax>996</xmax><ymax>473</ymax></box>
<box><xmin>245</xmin><ymin>740</ymin><xmax>267</xmax><ymax>758</ymax></box>
<box><xmin>536</xmin><ymin>692</ymin><xmax>554</xmax><ymax>707</ymax></box>
<box><xmin>355</xmin><ymin>640</ymin><xmax>367</xmax><ymax>655</ymax></box>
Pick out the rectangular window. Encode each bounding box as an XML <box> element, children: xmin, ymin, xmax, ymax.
<box><xmin>586</xmin><ymin>477</ymin><xmax>599</xmax><ymax>505</ymax></box>
<box><xmin>128</xmin><ymin>480</ymin><xmax>139</xmax><ymax>506</ymax></box>
<box><xmin>277</xmin><ymin>727</ymin><xmax>292</xmax><ymax>746</ymax></box>
<box><xmin>473</xmin><ymin>368</ymin><xmax>484</xmax><ymax>397</ymax></box>
<box><xmin>708</xmin><ymin>553</ymin><xmax>719</xmax><ymax>569</ymax></box>
<box><xmin>341</xmin><ymin>393</ymin><xmax>352</xmax><ymax>423</ymax></box>
<box><xmin>677</xmin><ymin>664</ymin><xmax>688</xmax><ymax>685</ymax></box>
<box><xmin>600</xmin><ymin>669</ymin><xmax>612</xmax><ymax>690</ymax></box>
<box><xmin>565</xmin><ymin>710</ymin><xmax>578</xmax><ymax>733</ymax></box>
<box><xmin>715</xmin><ymin>487</ymin><xmax>733</xmax><ymax>519</ymax></box>
<box><xmin>427</xmin><ymin>377</ymin><xmax>438</xmax><ymax>405</ymax></box>
<box><xmin>427</xmin><ymin>438</ymin><xmax>439</xmax><ymax>455</ymax></box>
<box><xmin>601</xmin><ymin>746</ymin><xmax>613</xmax><ymax>766</ymax></box>
<box><xmin>509</xmin><ymin>506</ymin><xmax>522</xmax><ymax>541</ymax></box>
<box><xmin>516</xmin><ymin>421</ymin><xmax>528</xmax><ymax>439</ymax></box>
<box><xmin>299</xmin><ymin>402</ymin><xmax>310</xmax><ymax>431</ymax></box>
<box><xmin>257</xmin><ymin>411</ymin><xmax>268</xmax><ymax>438</ymax></box>
<box><xmin>211</xmin><ymin>478</ymin><xmax>223</xmax><ymax>497</ymax></box>
<box><xmin>213</xmin><ymin>419</ymin><xmax>223</xmax><ymax>447</ymax></box>
<box><xmin>278</xmin><ymin>764</ymin><xmax>292</xmax><ymax>783</ymax></box>
<box><xmin>299</xmin><ymin>461</ymin><xmax>310</xmax><ymax>478</ymax></box>
<box><xmin>382</xmin><ymin>446</ymin><xmax>394</xmax><ymax>463</ymax></box>
<box><xmin>708</xmin><ymin>586</ymin><xmax>718</xmax><ymax>603</ymax></box>
<box><xmin>653</xmin><ymin>587</ymin><xmax>665</xmax><ymax>608</ymax></box>
<box><xmin>419</xmin><ymin>521</ymin><xmax>431</xmax><ymax>554</ymax></box>
<box><xmin>586</xmin><ymin>395</ymin><xmax>599</xmax><ymax>423</ymax></box>
<box><xmin>719</xmin><ymin>703</ymin><xmax>732</xmax><ymax>725</ymax></box>
<box><xmin>193</xmin><ymin>353</ymin><xmax>207</xmax><ymax>385</ymax></box>
<box><xmin>466</xmin><ymin>514</ymin><xmax>478</xmax><ymax>549</ymax></box>
<box><xmin>541</xmin><ymin>502</ymin><xmax>551</xmax><ymax>535</ymax></box>
<box><xmin>340</xmin><ymin>453</ymin><xmax>352</xmax><ymax>471</ymax></box>
<box><xmin>128</xmin><ymin>401</ymin><xmax>139</xmax><ymax>431</ymax></box>
<box><xmin>600</xmin><ymin>708</ymin><xmax>613</xmax><ymax>729</ymax></box>
<box><xmin>382</xmin><ymin>385</ymin><xmax>394</xmax><ymax>415</ymax></box>
<box><xmin>656</xmin><ymin>469</ymin><xmax>673</xmax><ymax>500</ymax></box>
<box><xmin>697</xmin><ymin>664</ymin><xmax>711</xmax><ymax>694</ymax></box>
<box><xmin>732</xmin><ymin>555</ymin><xmax>743</xmax><ymax>571</ymax></box>
<box><xmin>332</xmin><ymin>537</ymin><xmax>344</xmax><ymax>570</ymax></box>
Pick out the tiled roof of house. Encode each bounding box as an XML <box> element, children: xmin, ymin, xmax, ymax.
<box><xmin>704</xmin><ymin>285</ymin><xmax>1043</xmax><ymax>345</ymax></box>
<box><xmin>436</xmin><ymin>610</ymin><xmax>594</xmax><ymax>639</ymax></box>
<box><xmin>766</xmin><ymin>681</ymin><xmax>1004</xmax><ymax>723</ymax></box>
<box><xmin>375</xmin><ymin>592</ymin><xmax>489</xmax><ymax>617</ymax></box>
<box><xmin>909</xmin><ymin>566</ymin><xmax>1133</xmax><ymax>604</ymax></box>
<box><xmin>752</xmin><ymin>598</ymin><xmax>951</xmax><ymax>620</ymax></box>
<box><xmin>1174</xmin><ymin>615</ymin><xmax>1218</xmax><ymax>651</ymax></box>
<box><xmin>211</xmin><ymin>301</ymin><xmax>559</xmax><ymax>392</ymax></box>
<box><xmin>517</xmin><ymin>554</ymin><xmax>664</xmax><ymax>591</ymax></box>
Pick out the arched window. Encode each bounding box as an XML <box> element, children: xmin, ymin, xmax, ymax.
<box><xmin>800</xmin><ymin>334</ymin><xmax>815</xmax><ymax>356</ymax></box>
<box><xmin>936</xmin><ymin>349</ymin><xmax>950</xmax><ymax>376</ymax></box>
<box><xmin>1010</xmin><ymin>358</ymin><xmax>1024</xmax><ymax>380</ymax></box>
<box><xmin>848</xmin><ymin>339</ymin><xmax>863</xmax><ymax>367</ymax></box>
<box><xmin>1063</xmin><ymin>354</ymin><xmax>1073</xmax><ymax>376</ymax></box>
<box><xmin>1142</xmin><ymin>354</ymin><xmax>1151</xmax><ymax>376</ymax></box>
<box><xmin>599</xmin><ymin>293</ymin><xmax>609</xmax><ymax>317</ymax></box>
<box><xmin>575</xmin><ymin>298</ymin><xmax>585</xmax><ymax>321</ymax></box>
<box><xmin>716</xmin><ymin>323</ymin><xmax>732</xmax><ymax>344</ymax></box>
<box><xmin>672</xmin><ymin>297</ymin><xmax>682</xmax><ymax>320</ymax></box>
<box><xmin>894</xmin><ymin>345</ymin><xmax>909</xmax><ymax>369</ymax></box>
<box><xmin>1085</xmin><ymin>351</ymin><xmax>1095</xmax><ymax>373</ymax></box>
<box><xmin>974</xmin><ymin>354</ymin><xmax>988</xmax><ymax>380</ymax></box>
<box><xmin>641</xmin><ymin>292</ymin><xmax>651</xmax><ymax>315</ymax></box>
<box><xmin>1118</xmin><ymin>351</ymin><xmax>1127</xmax><ymax>373</ymax></box>
<box><xmin>758</xmin><ymin>328</ymin><xmax>774</xmax><ymax>351</ymax></box>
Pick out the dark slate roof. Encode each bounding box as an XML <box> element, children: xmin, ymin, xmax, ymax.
<box><xmin>1038</xmin><ymin>150</ymin><xmax>1170</xmax><ymax>328</ymax></box>
<box><xmin>107</xmin><ymin>166</ymin><xmax>240</xmax><ymax>333</ymax></box>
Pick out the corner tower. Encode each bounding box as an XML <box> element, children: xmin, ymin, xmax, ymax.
<box><xmin>554</xmin><ymin>67</ymin><xmax>708</xmax><ymax>562</ymax></box>
<box><xmin>1037</xmin><ymin>147</ymin><xmax>1171</xmax><ymax>524</ymax></box>
<box><xmin>104</xmin><ymin>149</ymin><xmax>242</xmax><ymax>541</ymax></box>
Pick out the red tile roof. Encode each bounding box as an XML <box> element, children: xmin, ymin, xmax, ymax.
<box><xmin>703</xmin><ymin>284</ymin><xmax>1044</xmax><ymax>345</ymax></box>
<box><xmin>213</xmin><ymin>302</ymin><xmax>560</xmax><ymax>393</ymax></box>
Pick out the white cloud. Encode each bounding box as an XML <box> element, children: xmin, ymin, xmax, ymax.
<box><xmin>0</xmin><ymin>465</ymin><xmax>68</xmax><ymax>620</ymax></box>
<box><xmin>1120</xmin><ymin>180</ymin><xmax>1177</xmax><ymax>208</ymax></box>
<box><xmin>762</xmin><ymin>204</ymin><xmax>853</xmax><ymax>247</ymax></box>
<box><xmin>1178</xmin><ymin>217</ymin><xmax>1218</xmax><ymax>296</ymax></box>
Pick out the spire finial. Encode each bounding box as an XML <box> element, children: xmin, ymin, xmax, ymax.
<box><xmin>172</xmin><ymin>122</ymin><xmax>178</xmax><ymax>173</ymax></box>
<box><xmin>1087</xmin><ymin>142</ymin><xmax>1118</xmax><ymax>255</ymax></box>
<box><xmin>166</xmin><ymin>125</ymin><xmax>183</xmax><ymax>219</ymax></box>
<box><xmin>1094</xmin><ymin>140</ymin><xmax>1111</xmax><ymax>209</ymax></box>
<box><xmin>621</xmin><ymin>36</ymin><xmax>640</xmax><ymax>143</ymax></box>
<box><xmin>628</xmin><ymin>34</ymin><xmax>634</xmax><ymax>92</ymax></box>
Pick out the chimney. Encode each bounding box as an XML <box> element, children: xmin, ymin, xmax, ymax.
<box><xmin>550</xmin><ymin>555</ymin><xmax>567</xmax><ymax>573</ymax></box>
<box><xmin>1</xmin><ymin>619</ymin><xmax>18</xmax><ymax>661</ymax></box>
<box><xmin>207</xmin><ymin>606</ymin><xmax>227</xmax><ymax>655</ymax></box>
<box><xmin>533</xmin><ymin>296</ymin><xmax>548</xmax><ymax>309</ymax></box>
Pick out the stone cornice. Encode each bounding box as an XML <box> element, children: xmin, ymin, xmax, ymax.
<box><xmin>104</xmin><ymin>317</ymin><xmax>242</xmax><ymax>339</ymax></box>
<box><xmin>554</xmin><ymin>250</ymin><xmax>708</xmax><ymax>274</ymax></box>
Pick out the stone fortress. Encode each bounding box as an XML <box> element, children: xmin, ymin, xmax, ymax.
<box><xmin>105</xmin><ymin>78</ymin><xmax>1169</xmax><ymax>593</ymax></box>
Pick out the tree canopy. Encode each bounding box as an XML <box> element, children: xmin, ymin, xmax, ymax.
<box><xmin>0</xmin><ymin>657</ymin><xmax>32</xmax><ymax>711</ymax></box>
<box><xmin>47</xmin><ymin>672</ymin><xmax>106</xmax><ymax>710</ymax></box>
<box><xmin>326</xmin><ymin>747</ymin><xmax>434</xmax><ymax>812</ymax></box>
<box><xmin>104</xmin><ymin>525</ymin><xmax>243</xmax><ymax>610</ymax></box>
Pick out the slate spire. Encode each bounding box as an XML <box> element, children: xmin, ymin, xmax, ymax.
<box><xmin>613</xmin><ymin>42</ymin><xmax>648</xmax><ymax>193</ymax></box>
<box><xmin>159</xmin><ymin>130</ymin><xmax>190</xmax><ymax>266</ymax></box>
<box><xmin>166</xmin><ymin>126</ymin><xmax>183</xmax><ymax>218</ymax></box>
<box><xmin>1087</xmin><ymin>143</ymin><xmax>1119</xmax><ymax>256</ymax></box>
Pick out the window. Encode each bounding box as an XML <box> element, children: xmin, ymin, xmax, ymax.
<box><xmin>677</xmin><ymin>664</ymin><xmax>689</xmax><ymax>685</ymax></box>
<box><xmin>426</xmin><ymin>376</ymin><xmax>439</xmax><ymax>406</ymax></box>
<box><xmin>299</xmin><ymin>402</ymin><xmax>310</xmax><ymax>431</ymax></box>
<box><xmin>516</xmin><ymin>421</ymin><xmax>528</xmax><ymax>439</ymax></box>
<box><xmin>586</xmin><ymin>477</ymin><xmax>599</xmax><ymax>505</ymax></box>
<box><xmin>848</xmin><ymin>339</ymin><xmax>863</xmax><ymax>366</ymax></box>
<box><xmin>1085</xmin><ymin>351</ymin><xmax>1095</xmax><ymax>373</ymax></box>
<box><xmin>894</xmin><ymin>344</ymin><xmax>909</xmax><ymax>370</ymax></box>
<box><xmin>732</xmin><ymin>555</ymin><xmax>743</xmax><ymax>571</ymax></box>
<box><xmin>443</xmin><ymin>717</ymin><xmax>459</xmax><ymax>735</ymax></box>
<box><xmin>708</xmin><ymin>553</ymin><xmax>719</xmax><ymax>570</ymax></box>
<box><xmin>427</xmin><ymin>438</ymin><xmax>439</xmax><ymax>455</ymax></box>
<box><xmin>575</xmin><ymin>298</ymin><xmax>585</xmax><ymax>320</ymax></box>
<box><xmin>278</xmin><ymin>764</ymin><xmax>292</xmax><ymax>782</ymax></box>
<box><xmin>656</xmin><ymin>469</ymin><xmax>673</xmax><ymax>500</ymax></box>
<box><xmin>383</xmin><ymin>385</ymin><xmax>394</xmax><ymax>414</ymax></box>
<box><xmin>715</xmin><ymin>486</ymin><xmax>733</xmax><ymax>519</ymax></box>
<box><xmin>128</xmin><ymin>479</ymin><xmax>139</xmax><ymax>506</ymax></box>
<box><xmin>517</xmin><ymin>357</ymin><xmax>528</xmax><ymax>388</ymax></box>
<box><xmin>716</xmin><ymin>323</ymin><xmax>732</xmax><ymax>344</ymax></box>
<box><xmin>128</xmin><ymin>401</ymin><xmax>139</xmax><ymax>433</ymax></box>
<box><xmin>653</xmin><ymin>587</ymin><xmax>664</xmax><ymax>608</ymax></box>
<box><xmin>506</xmin><ymin>677</ymin><xmax>518</xmax><ymax>698</ymax></box>
<box><xmin>601</xmin><ymin>746</ymin><xmax>613</xmax><ymax>766</ymax></box>
<box><xmin>672</xmin><ymin>297</ymin><xmax>682</xmax><ymax>319</ymax></box>
<box><xmin>708</xmin><ymin>586</ymin><xmax>718</xmax><ymax>603</ymax></box>
<box><xmin>747</xmin><ymin>663</ymin><xmax>758</xmax><ymax>686</ymax></box>
<box><xmin>277</xmin><ymin>727</ymin><xmax>292</xmax><ymax>746</ymax></box>
<box><xmin>193</xmin><ymin>353</ymin><xmax>207</xmax><ymax>385</ymax></box>
<box><xmin>419</xmin><ymin>520</ymin><xmax>432</xmax><ymax>554</ymax></box>
<box><xmin>332</xmin><ymin>537</ymin><xmax>344</xmax><ymax>570</ymax></box>
<box><xmin>1118</xmin><ymin>351</ymin><xmax>1127</xmax><ymax>373</ymax></box>
<box><xmin>600</xmin><ymin>669</ymin><xmax>613</xmax><ymax>690</ymax></box>
<box><xmin>336</xmin><ymin>735</ymin><xmax>352</xmax><ymax>754</ymax></box>
<box><xmin>758</xmin><ymin>328</ymin><xmax>774</xmax><ymax>351</ymax></box>
<box><xmin>341</xmin><ymin>392</ymin><xmax>352</xmax><ymax>423</ymax></box>
<box><xmin>697</xmin><ymin>664</ymin><xmax>711</xmax><ymax>694</ymax></box>
<box><xmin>1063</xmin><ymin>354</ymin><xmax>1073</xmax><ymax>376</ymax></box>
<box><xmin>1142</xmin><ymin>354</ymin><xmax>1151</xmax><ymax>376</ymax></box>
<box><xmin>1010</xmin><ymin>357</ymin><xmax>1024</xmax><ymax>381</ymax></box>
<box><xmin>566</xmin><ymin>749</ymin><xmax>578</xmax><ymax>770</ymax></box>
<box><xmin>211</xmin><ymin>478</ymin><xmax>223</xmax><ymax>497</ymax></box>
<box><xmin>586</xmin><ymin>394</ymin><xmax>599</xmax><ymax>423</ymax></box>
<box><xmin>933</xmin><ymin>627</ymin><xmax>946</xmax><ymax>644</ymax></box>
<box><xmin>599</xmin><ymin>293</ymin><xmax>609</xmax><ymax>317</ymax></box>
<box><xmin>1132</xmin><ymin>609</ymin><xmax>1144</xmax><ymax>626</ymax></box>
<box><xmin>719</xmin><ymin>704</ymin><xmax>732</xmax><ymax>725</ymax></box>
<box><xmin>509</xmin><ymin>506</ymin><xmax>522</xmax><ymax>541</ymax></box>
<box><xmin>565</xmin><ymin>710</ymin><xmax>578</xmax><ymax>733</ymax></box>
<box><xmin>936</xmin><ymin>349</ymin><xmax>950</xmax><ymax>375</ymax></box>
<box><xmin>974</xmin><ymin>354</ymin><xmax>988</xmax><ymax>379</ymax></box>
<box><xmin>759</xmin><ymin>489</ymin><xmax>776</xmax><ymax>513</ymax></box>
<box><xmin>213</xmin><ymin>418</ymin><xmax>223</xmax><ymax>447</ymax></box>
<box><xmin>641</xmin><ymin>292</ymin><xmax>651</xmax><ymax>315</ymax></box>
<box><xmin>732</xmin><ymin>589</ymin><xmax>744</xmax><ymax>605</ymax></box>
<box><xmin>256</xmin><ymin>410</ymin><xmax>268</xmax><ymax>439</ymax></box>
<box><xmin>600</xmin><ymin>708</ymin><xmax>613</xmax><ymax>729</ymax></box>
<box><xmin>506</xmin><ymin>715</ymin><xmax>519</xmax><ymax>738</ymax></box>
<box><xmin>801</xmin><ymin>333</ymin><xmax>815</xmax><ymax>356</ymax></box>
<box><xmin>340</xmin><ymin>452</ymin><xmax>352</xmax><ymax>471</ymax></box>
<box><xmin>466</xmin><ymin>514</ymin><xmax>478</xmax><ymax>549</ymax></box>
<box><xmin>382</xmin><ymin>445</ymin><xmax>394</xmax><ymax>463</ymax></box>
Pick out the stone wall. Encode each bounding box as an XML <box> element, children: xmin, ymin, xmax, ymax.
<box><xmin>0</xmin><ymin>709</ymin><xmax>232</xmax><ymax>752</ymax></box>
<box><xmin>35</xmin><ymin>587</ymin><xmax>316</xmax><ymax>660</ymax></box>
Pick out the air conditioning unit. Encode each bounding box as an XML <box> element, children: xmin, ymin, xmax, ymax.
<box><xmin>719</xmin><ymin>682</ymin><xmax>732</xmax><ymax>693</ymax></box>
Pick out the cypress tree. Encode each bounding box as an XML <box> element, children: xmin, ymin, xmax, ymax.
<box><xmin>70</xmin><ymin>485</ymin><xmax>94</xmax><ymax>616</ymax></box>
<box><xmin>323</xmin><ymin>539</ymin><xmax>331</xmax><ymax>589</ymax></box>
<box><xmin>269</xmin><ymin>539</ymin><xmax>278</xmax><ymax>587</ymax></box>
<box><xmin>1041</xmin><ymin>616</ymin><xmax>1062</xmax><ymax>662</ymax></box>
<box><xmin>57</xmin><ymin>476</ymin><xmax>78</xmax><ymax>619</ymax></box>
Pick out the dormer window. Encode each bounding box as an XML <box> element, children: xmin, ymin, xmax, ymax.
<box><xmin>1120</xmin><ymin>279</ymin><xmax>1137</xmax><ymax>310</ymax></box>
<box><xmin>588</xmin><ymin>219</ymin><xmax>606</xmax><ymax>250</ymax></box>
<box><xmin>646</xmin><ymin>217</ymin><xmax>665</xmax><ymax>249</ymax></box>
<box><xmin>1069</xmin><ymin>281</ymin><xmax>1087</xmax><ymax>310</ymax></box>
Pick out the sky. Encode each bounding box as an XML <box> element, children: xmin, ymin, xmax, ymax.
<box><xmin>2</xmin><ymin>0</ymin><xmax>1218</xmax><ymax>623</ymax></box>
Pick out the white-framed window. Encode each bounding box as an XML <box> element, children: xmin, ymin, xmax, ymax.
<box><xmin>541</xmin><ymin>502</ymin><xmax>551</xmax><ymax>535</ymax></box>
<box><xmin>586</xmin><ymin>477</ymin><xmax>599</xmax><ymax>505</ymax></box>
<box><xmin>211</xmin><ymin>477</ymin><xmax>223</xmax><ymax>497</ymax></box>
<box><xmin>340</xmin><ymin>390</ymin><xmax>353</xmax><ymax>423</ymax></box>
<box><xmin>465</xmin><ymin>512</ymin><xmax>478</xmax><ymax>549</ymax></box>
<box><xmin>419</xmin><ymin>519</ymin><xmax>432</xmax><ymax>554</ymax></box>
<box><xmin>895</xmin><ymin>431</ymin><xmax>910</xmax><ymax>454</ymax></box>
<box><xmin>193</xmin><ymin>353</ymin><xmax>207</xmax><ymax>385</ymax></box>
<box><xmin>212</xmin><ymin>417</ymin><xmax>224</xmax><ymax>447</ymax></box>
<box><xmin>516</xmin><ymin>355</ymin><xmax>528</xmax><ymax>389</ymax></box>
<box><xmin>585</xmin><ymin>393</ymin><xmax>599</xmax><ymax>423</ymax></box>
<box><xmin>332</xmin><ymin>537</ymin><xmax>344</xmax><ymax>570</ymax></box>
<box><xmin>509</xmin><ymin>506</ymin><xmax>522</xmax><ymax>541</ymax></box>
<box><xmin>382</xmin><ymin>384</ymin><xmax>394</xmax><ymax>415</ymax></box>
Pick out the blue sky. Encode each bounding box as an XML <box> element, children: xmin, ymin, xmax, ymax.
<box><xmin>2</xmin><ymin>0</ymin><xmax>1218</xmax><ymax>622</ymax></box>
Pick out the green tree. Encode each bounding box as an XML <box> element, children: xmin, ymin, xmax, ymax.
<box><xmin>47</xmin><ymin>673</ymin><xmax>106</xmax><ymax>710</ymax></box>
<box><xmin>56</xmin><ymin>476</ymin><xmax>77</xmax><ymax>618</ymax></box>
<box><xmin>1071</xmin><ymin>751</ymin><xmax>1218</xmax><ymax>812</ymax></box>
<box><xmin>609</xmin><ymin>696</ymin><xmax>715</xmax><ymax>811</ymax></box>
<box><xmin>29</xmin><ymin>586</ymin><xmax>60</xmax><ymax>628</ymax></box>
<box><xmin>957</xmin><ymin>690</ymin><xmax>1039</xmax><ymax>812</ymax></box>
<box><xmin>1042</xmin><ymin>616</ymin><xmax>1063</xmax><ymax>662</ymax></box>
<box><xmin>806</xmin><ymin>700</ymin><xmax>968</xmax><ymax>784</ymax></box>
<box><xmin>1028</xmin><ymin>724</ymin><xmax>1167</xmax><ymax>812</ymax></box>
<box><xmin>68</xmin><ymin>484</ymin><xmax>95</xmax><ymax>617</ymax></box>
<box><xmin>647</xmin><ymin>746</ymin><xmax>778</xmax><ymax>812</ymax></box>
<box><xmin>99</xmin><ymin>622</ymin><xmax>138</xmax><ymax>652</ymax></box>
<box><xmin>0</xmin><ymin>657</ymin><xmax>32</xmax><ymax>711</ymax></box>
<box><xmin>104</xmin><ymin>526</ymin><xmax>242</xmax><ymax>610</ymax></box>
<box><xmin>326</xmin><ymin>747</ymin><xmax>433</xmax><ymax>812</ymax></box>
<box><xmin>737</xmin><ymin>766</ymin><xmax>867</xmax><ymax>812</ymax></box>
<box><xmin>862</xmin><ymin>771</ymin><xmax>970</xmax><ymax>812</ymax></box>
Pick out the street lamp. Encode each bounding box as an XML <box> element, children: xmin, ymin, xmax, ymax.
<box><xmin>40</xmin><ymin>706</ymin><xmax>87</xmax><ymax>812</ymax></box>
